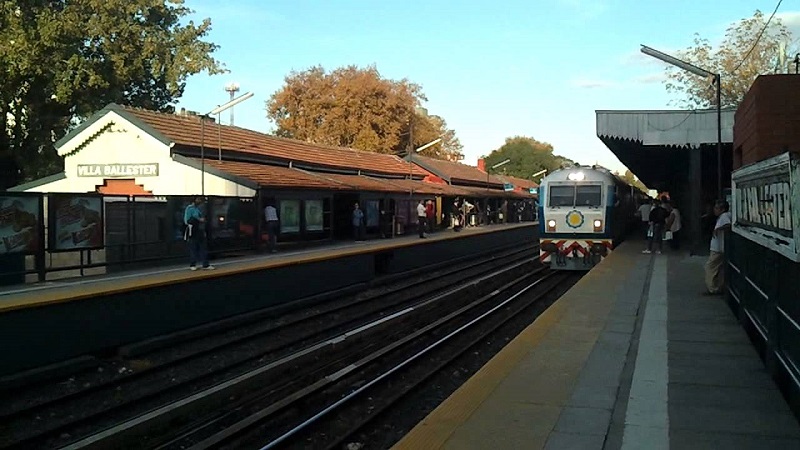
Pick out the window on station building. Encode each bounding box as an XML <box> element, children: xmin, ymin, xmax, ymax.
<box><xmin>549</xmin><ymin>185</ymin><xmax>575</xmax><ymax>207</ymax></box>
<box><xmin>575</xmin><ymin>185</ymin><xmax>603</xmax><ymax>207</ymax></box>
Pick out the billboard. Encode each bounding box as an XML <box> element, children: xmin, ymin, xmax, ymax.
<box><xmin>0</xmin><ymin>194</ymin><xmax>42</xmax><ymax>255</ymax></box>
<box><xmin>49</xmin><ymin>194</ymin><xmax>104</xmax><ymax>251</ymax></box>
<box><xmin>305</xmin><ymin>199</ymin><xmax>324</xmax><ymax>232</ymax></box>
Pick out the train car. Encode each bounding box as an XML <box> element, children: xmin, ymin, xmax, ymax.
<box><xmin>538</xmin><ymin>164</ymin><xmax>645</xmax><ymax>270</ymax></box>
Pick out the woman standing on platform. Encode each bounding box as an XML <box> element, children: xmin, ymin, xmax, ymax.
<box><xmin>352</xmin><ymin>203</ymin><xmax>365</xmax><ymax>241</ymax></box>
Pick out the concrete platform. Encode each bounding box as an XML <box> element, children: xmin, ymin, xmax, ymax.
<box><xmin>0</xmin><ymin>223</ymin><xmax>536</xmax><ymax>377</ymax></box>
<box><xmin>393</xmin><ymin>239</ymin><xmax>800</xmax><ymax>450</ymax></box>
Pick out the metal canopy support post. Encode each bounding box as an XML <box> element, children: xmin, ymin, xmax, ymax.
<box><xmin>200</xmin><ymin>115</ymin><xmax>206</xmax><ymax>196</ymax></box>
<box><xmin>716</xmin><ymin>73</ymin><xmax>723</xmax><ymax>199</ymax></box>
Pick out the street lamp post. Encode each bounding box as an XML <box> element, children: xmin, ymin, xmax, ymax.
<box><xmin>532</xmin><ymin>169</ymin><xmax>547</xmax><ymax>181</ymax></box>
<box><xmin>200</xmin><ymin>91</ymin><xmax>254</xmax><ymax>196</ymax></box>
<box><xmin>640</xmin><ymin>45</ymin><xmax>723</xmax><ymax>198</ymax></box>
<box><xmin>487</xmin><ymin>158</ymin><xmax>511</xmax><ymax>191</ymax></box>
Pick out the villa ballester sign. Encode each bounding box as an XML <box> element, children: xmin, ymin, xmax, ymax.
<box><xmin>77</xmin><ymin>163</ymin><xmax>159</xmax><ymax>178</ymax></box>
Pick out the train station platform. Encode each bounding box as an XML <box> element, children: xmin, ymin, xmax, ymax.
<box><xmin>394</xmin><ymin>239</ymin><xmax>800</xmax><ymax>450</ymax></box>
<box><xmin>0</xmin><ymin>222</ymin><xmax>537</xmax><ymax>378</ymax></box>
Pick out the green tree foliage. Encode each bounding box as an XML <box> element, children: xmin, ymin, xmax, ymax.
<box><xmin>266</xmin><ymin>65</ymin><xmax>463</xmax><ymax>160</ymax></box>
<box><xmin>0</xmin><ymin>0</ymin><xmax>225</xmax><ymax>188</ymax></box>
<box><xmin>482</xmin><ymin>136</ymin><xmax>574</xmax><ymax>180</ymax></box>
<box><xmin>664</xmin><ymin>10</ymin><xmax>792</xmax><ymax>109</ymax></box>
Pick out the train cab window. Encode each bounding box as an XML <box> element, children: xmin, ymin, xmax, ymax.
<box><xmin>549</xmin><ymin>185</ymin><xmax>575</xmax><ymax>207</ymax></box>
<box><xmin>575</xmin><ymin>185</ymin><xmax>602</xmax><ymax>207</ymax></box>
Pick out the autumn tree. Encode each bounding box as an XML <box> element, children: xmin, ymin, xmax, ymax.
<box><xmin>482</xmin><ymin>136</ymin><xmax>574</xmax><ymax>180</ymax></box>
<box><xmin>0</xmin><ymin>1</ymin><xmax>225</xmax><ymax>189</ymax></box>
<box><xmin>664</xmin><ymin>10</ymin><xmax>793</xmax><ymax>109</ymax></box>
<box><xmin>266</xmin><ymin>65</ymin><xmax>463</xmax><ymax>160</ymax></box>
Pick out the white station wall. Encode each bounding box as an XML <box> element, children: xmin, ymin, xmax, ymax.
<box><xmin>25</xmin><ymin>111</ymin><xmax>256</xmax><ymax>197</ymax></box>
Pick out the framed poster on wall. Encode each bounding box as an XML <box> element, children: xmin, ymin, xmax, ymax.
<box><xmin>366</xmin><ymin>200</ymin><xmax>380</xmax><ymax>228</ymax></box>
<box><xmin>305</xmin><ymin>199</ymin><xmax>324</xmax><ymax>232</ymax></box>
<box><xmin>0</xmin><ymin>193</ymin><xmax>43</xmax><ymax>255</ymax></box>
<box><xmin>280</xmin><ymin>200</ymin><xmax>301</xmax><ymax>233</ymax></box>
<box><xmin>48</xmin><ymin>194</ymin><xmax>104</xmax><ymax>251</ymax></box>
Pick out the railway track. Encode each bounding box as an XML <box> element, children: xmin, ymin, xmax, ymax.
<box><xmin>176</xmin><ymin>269</ymin><xmax>576</xmax><ymax>450</ymax></box>
<box><xmin>0</xmin><ymin>243</ymin><xmax>540</xmax><ymax>449</ymax></box>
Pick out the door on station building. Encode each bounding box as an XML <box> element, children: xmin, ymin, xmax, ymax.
<box><xmin>332</xmin><ymin>193</ymin><xmax>360</xmax><ymax>240</ymax></box>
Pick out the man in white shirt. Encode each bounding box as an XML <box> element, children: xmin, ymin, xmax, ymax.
<box><xmin>704</xmin><ymin>200</ymin><xmax>731</xmax><ymax>295</ymax></box>
<box><xmin>264</xmin><ymin>203</ymin><xmax>279</xmax><ymax>253</ymax></box>
<box><xmin>417</xmin><ymin>200</ymin><xmax>427</xmax><ymax>238</ymax></box>
<box><xmin>637</xmin><ymin>200</ymin><xmax>652</xmax><ymax>237</ymax></box>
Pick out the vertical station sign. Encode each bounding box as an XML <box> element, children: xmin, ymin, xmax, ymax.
<box><xmin>731</xmin><ymin>151</ymin><xmax>800</xmax><ymax>262</ymax></box>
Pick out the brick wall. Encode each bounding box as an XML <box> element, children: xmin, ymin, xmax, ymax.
<box><xmin>733</xmin><ymin>74</ymin><xmax>800</xmax><ymax>169</ymax></box>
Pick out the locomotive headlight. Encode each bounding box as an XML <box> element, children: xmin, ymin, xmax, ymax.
<box><xmin>567</xmin><ymin>172</ymin><xmax>585</xmax><ymax>181</ymax></box>
<box><xmin>547</xmin><ymin>219</ymin><xmax>556</xmax><ymax>231</ymax></box>
<box><xmin>593</xmin><ymin>219</ymin><xmax>603</xmax><ymax>231</ymax></box>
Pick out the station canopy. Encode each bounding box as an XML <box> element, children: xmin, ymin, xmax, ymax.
<box><xmin>596</xmin><ymin>109</ymin><xmax>734</xmax><ymax>190</ymax></box>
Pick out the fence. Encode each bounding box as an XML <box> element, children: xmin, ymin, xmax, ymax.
<box><xmin>0</xmin><ymin>193</ymin><xmax>259</xmax><ymax>285</ymax></box>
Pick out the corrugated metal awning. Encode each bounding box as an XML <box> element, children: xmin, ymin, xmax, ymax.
<box><xmin>596</xmin><ymin>109</ymin><xmax>735</xmax><ymax>148</ymax></box>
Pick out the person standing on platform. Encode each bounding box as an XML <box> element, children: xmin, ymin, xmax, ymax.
<box><xmin>704</xmin><ymin>200</ymin><xmax>732</xmax><ymax>295</ymax></box>
<box><xmin>352</xmin><ymin>202</ymin><xmax>365</xmax><ymax>241</ymax></box>
<box><xmin>417</xmin><ymin>200</ymin><xmax>427</xmax><ymax>238</ymax></box>
<box><xmin>643</xmin><ymin>200</ymin><xmax>669</xmax><ymax>254</ymax></box>
<box><xmin>264</xmin><ymin>202</ymin><xmax>279</xmax><ymax>253</ymax></box>
<box><xmin>184</xmin><ymin>197</ymin><xmax>214</xmax><ymax>271</ymax></box>
<box><xmin>637</xmin><ymin>199</ymin><xmax>652</xmax><ymax>237</ymax></box>
<box><xmin>425</xmin><ymin>199</ymin><xmax>435</xmax><ymax>234</ymax></box>
<box><xmin>665</xmin><ymin>202</ymin><xmax>682</xmax><ymax>250</ymax></box>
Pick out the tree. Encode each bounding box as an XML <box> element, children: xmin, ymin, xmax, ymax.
<box><xmin>664</xmin><ymin>10</ymin><xmax>793</xmax><ymax>109</ymax></box>
<box><xmin>482</xmin><ymin>136</ymin><xmax>574</xmax><ymax>180</ymax></box>
<box><xmin>620</xmin><ymin>169</ymin><xmax>649</xmax><ymax>192</ymax></box>
<box><xmin>266</xmin><ymin>65</ymin><xmax>463</xmax><ymax>160</ymax></box>
<box><xmin>0</xmin><ymin>1</ymin><xmax>225</xmax><ymax>189</ymax></box>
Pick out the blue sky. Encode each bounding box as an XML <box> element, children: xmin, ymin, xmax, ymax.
<box><xmin>176</xmin><ymin>0</ymin><xmax>800</xmax><ymax>174</ymax></box>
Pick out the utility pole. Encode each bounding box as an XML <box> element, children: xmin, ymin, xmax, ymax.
<box><xmin>224</xmin><ymin>83</ymin><xmax>240</xmax><ymax>125</ymax></box>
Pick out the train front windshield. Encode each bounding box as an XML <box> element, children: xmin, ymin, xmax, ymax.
<box><xmin>549</xmin><ymin>185</ymin><xmax>575</xmax><ymax>207</ymax></box>
<box><xmin>549</xmin><ymin>184</ymin><xmax>603</xmax><ymax>207</ymax></box>
<box><xmin>576</xmin><ymin>185</ymin><xmax>602</xmax><ymax>207</ymax></box>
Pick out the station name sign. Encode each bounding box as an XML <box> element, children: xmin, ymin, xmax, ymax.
<box><xmin>732</xmin><ymin>152</ymin><xmax>799</xmax><ymax>262</ymax></box>
<box><xmin>77</xmin><ymin>163</ymin><xmax>159</xmax><ymax>178</ymax></box>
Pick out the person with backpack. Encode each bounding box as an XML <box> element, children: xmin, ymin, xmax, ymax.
<box><xmin>184</xmin><ymin>197</ymin><xmax>214</xmax><ymax>271</ymax></box>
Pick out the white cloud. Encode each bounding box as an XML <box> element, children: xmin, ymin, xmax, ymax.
<box><xmin>633</xmin><ymin>73</ymin><xmax>666</xmax><ymax>84</ymax></box>
<box><xmin>571</xmin><ymin>78</ymin><xmax>615</xmax><ymax>89</ymax></box>
<box><xmin>619</xmin><ymin>47</ymin><xmax>681</xmax><ymax>67</ymax></box>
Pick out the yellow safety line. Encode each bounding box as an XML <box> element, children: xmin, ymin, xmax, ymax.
<box><xmin>0</xmin><ymin>224</ymin><xmax>535</xmax><ymax>313</ymax></box>
<box><xmin>393</xmin><ymin>242</ymin><xmax>639</xmax><ymax>449</ymax></box>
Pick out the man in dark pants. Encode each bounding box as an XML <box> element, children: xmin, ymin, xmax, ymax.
<box><xmin>184</xmin><ymin>197</ymin><xmax>214</xmax><ymax>271</ymax></box>
<box><xmin>643</xmin><ymin>200</ymin><xmax>669</xmax><ymax>255</ymax></box>
<box><xmin>264</xmin><ymin>202</ymin><xmax>279</xmax><ymax>253</ymax></box>
<box><xmin>416</xmin><ymin>200</ymin><xmax>427</xmax><ymax>238</ymax></box>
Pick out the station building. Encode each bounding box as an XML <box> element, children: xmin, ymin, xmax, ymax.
<box><xmin>3</xmin><ymin>103</ymin><xmax>535</xmax><ymax>282</ymax></box>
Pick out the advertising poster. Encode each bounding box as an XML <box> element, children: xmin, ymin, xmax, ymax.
<box><xmin>0</xmin><ymin>195</ymin><xmax>41</xmax><ymax>255</ymax></box>
<box><xmin>305</xmin><ymin>200</ymin><xmax>324</xmax><ymax>232</ymax></box>
<box><xmin>280</xmin><ymin>200</ymin><xmax>300</xmax><ymax>233</ymax></box>
<box><xmin>50</xmin><ymin>195</ymin><xmax>104</xmax><ymax>251</ymax></box>
<box><xmin>366</xmin><ymin>200</ymin><xmax>380</xmax><ymax>228</ymax></box>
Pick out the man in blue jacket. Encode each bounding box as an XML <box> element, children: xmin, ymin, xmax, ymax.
<box><xmin>184</xmin><ymin>197</ymin><xmax>214</xmax><ymax>271</ymax></box>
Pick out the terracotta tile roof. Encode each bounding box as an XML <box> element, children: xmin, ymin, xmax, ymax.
<box><xmin>118</xmin><ymin>105</ymin><xmax>430</xmax><ymax>178</ymax></box>
<box><xmin>411</xmin><ymin>155</ymin><xmax>505</xmax><ymax>187</ymax></box>
<box><xmin>498</xmin><ymin>175</ymin><xmax>539</xmax><ymax>190</ymax></box>
<box><xmin>197</xmin><ymin>159</ymin><xmax>436</xmax><ymax>195</ymax></box>
<box><xmin>200</xmin><ymin>160</ymin><xmax>350</xmax><ymax>191</ymax></box>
